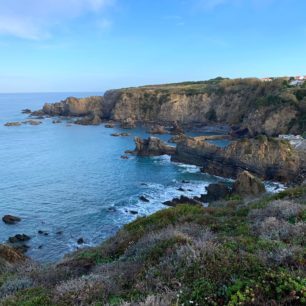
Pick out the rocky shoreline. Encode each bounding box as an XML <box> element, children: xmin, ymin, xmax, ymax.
<box><xmin>21</xmin><ymin>78</ymin><xmax>306</xmax><ymax>135</ymax></box>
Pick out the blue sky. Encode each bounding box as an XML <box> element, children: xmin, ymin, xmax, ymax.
<box><xmin>0</xmin><ymin>0</ymin><xmax>305</xmax><ymax>92</ymax></box>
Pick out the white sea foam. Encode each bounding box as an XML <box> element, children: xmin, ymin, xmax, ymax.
<box><xmin>264</xmin><ymin>181</ymin><xmax>286</xmax><ymax>193</ymax></box>
<box><xmin>118</xmin><ymin>179</ymin><xmax>210</xmax><ymax>220</ymax></box>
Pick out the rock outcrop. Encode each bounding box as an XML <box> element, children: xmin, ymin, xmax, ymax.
<box><xmin>200</xmin><ymin>183</ymin><xmax>232</xmax><ymax>202</ymax></box>
<box><xmin>148</xmin><ymin>125</ymin><xmax>168</xmax><ymax>135</ymax></box>
<box><xmin>163</xmin><ymin>196</ymin><xmax>202</xmax><ymax>207</ymax></box>
<box><xmin>42</xmin><ymin>96</ymin><xmax>104</xmax><ymax>118</ymax></box>
<box><xmin>2</xmin><ymin>215</ymin><xmax>21</xmax><ymax>224</ymax></box>
<box><xmin>232</xmin><ymin>171</ymin><xmax>266</xmax><ymax>196</ymax></box>
<box><xmin>168</xmin><ymin>134</ymin><xmax>188</xmax><ymax>144</ymax></box>
<box><xmin>0</xmin><ymin>245</ymin><xmax>25</xmax><ymax>263</ymax></box>
<box><xmin>4</xmin><ymin>122</ymin><xmax>22</xmax><ymax>127</ymax></box>
<box><xmin>34</xmin><ymin>78</ymin><xmax>305</xmax><ymax>135</ymax></box>
<box><xmin>120</xmin><ymin>118</ymin><xmax>136</xmax><ymax>129</ymax></box>
<box><xmin>75</xmin><ymin>114</ymin><xmax>102</xmax><ymax>125</ymax></box>
<box><xmin>132</xmin><ymin>137</ymin><xmax>176</xmax><ymax>156</ymax></box>
<box><xmin>111</xmin><ymin>133</ymin><xmax>130</xmax><ymax>137</ymax></box>
<box><xmin>172</xmin><ymin>136</ymin><xmax>304</xmax><ymax>183</ymax></box>
<box><xmin>8</xmin><ymin>234</ymin><xmax>31</xmax><ymax>243</ymax></box>
<box><xmin>21</xmin><ymin>109</ymin><xmax>31</xmax><ymax>114</ymax></box>
<box><xmin>170</xmin><ymin>121</ymin><xmax>184</xmax><ymax>135</ymax></box>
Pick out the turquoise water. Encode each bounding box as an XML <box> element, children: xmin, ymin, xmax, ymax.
<box><xmin>0</xmin><ymin>93</ymin><xmax>282</xmax><ymax>262</ymax></box>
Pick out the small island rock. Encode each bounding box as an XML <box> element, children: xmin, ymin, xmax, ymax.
<box><xmin>2</xmin><ymin>215</ymin><xmax>21</xmax><ymax>224</ymax></box>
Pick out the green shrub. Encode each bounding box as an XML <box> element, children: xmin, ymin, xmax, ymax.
<box><xmin>1</xmin><ymin>288</ymin><xmax>52</xmax><ymax>306</ymax></box>
<box><xmin>227</xmin><ymin>270</ymin><xmax>306</xmax><ymax>305</ymax></box>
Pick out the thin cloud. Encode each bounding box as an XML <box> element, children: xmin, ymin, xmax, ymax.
<box><xmin>0</xmin><ymin>0</ymin><xmax>115</xmax><ymax>39</ymax></box>
<box><xmin>195</xmin><ymin>0</ymin><xmax>229</xmax><ymax>10</ymax></box>
<box><xmin>194</xmin><ymin>0</ymin><xmax>276</xmax><ymax>11</ymax></box>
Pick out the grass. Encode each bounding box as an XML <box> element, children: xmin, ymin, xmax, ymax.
<box><xmin>0</xmin><ymin>186</ymin><xmax>305</xmax><ymax>305</ymax></box>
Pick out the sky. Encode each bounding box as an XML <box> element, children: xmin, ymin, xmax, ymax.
<box><xmin>0</xmin><ymin>0</ymin><xmax>305</xmax><ymax>92</ymax></box>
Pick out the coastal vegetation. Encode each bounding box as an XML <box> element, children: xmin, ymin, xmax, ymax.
<box><xmin>1</xmin><ymin>186</ymin><xmax>305</xmax><ymax>305</ymax></box>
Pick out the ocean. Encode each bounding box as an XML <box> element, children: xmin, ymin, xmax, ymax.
<box><xmin>0</xmin><ymin>92</ymin><xmax>282</xmax><ymax>262</ymax></box>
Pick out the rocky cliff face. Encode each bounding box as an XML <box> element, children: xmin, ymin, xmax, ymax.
<box><xmin>172</xmin><ymin>136</ymin><xmax>304</xmax><ymax>183</ymax></box>
<box><xmin>37</xmin><ymin>78</ymin><xmax>306</xmax><ymax>136</ymax></box>
<box><xmin>42</xmin><ymin>96</ymin><xmax>104</xmax><ymax>117</ymax></box>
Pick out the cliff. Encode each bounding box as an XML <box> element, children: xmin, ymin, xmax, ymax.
<box><xmin>37</xmin><ymin>77</ymin><xmax>306</xmax><ymax>136</ymax></box>
<box><xmin>42</xmin><ymin>96</ymin><xmax>104</xmax><ymax>117</ymax></box>
<box><xmin>172</xmin><ymin>136</ymin><xmax>304</xmax><ymax>183</ymax></box>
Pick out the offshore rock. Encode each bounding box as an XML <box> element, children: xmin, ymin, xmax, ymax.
<box><xmin>168</xmin><ymin>134</ymin><xmax>188</xmax><ymax>144</ymax></box>
<box><xmin>75</xmin><ymin>114</ymin><xmax>102</xmax><ymax>125</ymax></box>
<box><xmin>2</xmin><ymin>215</ymin><xmax>21</xmax><ymax>224</ymax></box>
<box><xmin>132</xmin><ymin>137</ymin><xmax>176</xmax><ymax>156</ymax></box>
<box><xmin>148</xmin><ymin>125</ymin><xmax>168</xmax><ymax>135</ymax></box>
<box><xmin>121</xmin><ymin>118</ymin><xmax>136</xmax><ymax>129</ymax></box>
<box><xmin>232</xmin><ymin>171</ymin><xmax>266</xmax><ymax>196</ymax></box>
<box><xmin>172</xmin><ymin>136</ymin><xmax>304</xmax><ymax>183</ymax></box>
<box><xmin>170</xmin><ymin>121</ymin><xmax>184</xmax><ymax>135</ymax></box>
<box><xmin>163</xmin><ymin>196</ymin><xmax>202</xmax><ymax>207</ymax></box>
<box><xmin>105</xmin><ymin>123</ymin><xmax>115</xmax><ymax>128</ymax></box>
<box><xmin>111</xmin><ymin>133</ymin><xmax>130</xmax><ymax>137</ymax></box>
<box><xmin>23</xmin><ymin>120</ymin><xmax>42</xmax><ymax>125</ymax></box>
<box><xmin>4</xmin><ymin>122</ymin><xmax>22</xmax><ymax>127</ymax></box>
<box><xmin>8</xmin><ymin>234</ymin><xmax>31</xmax><ymax>243</ymax></box>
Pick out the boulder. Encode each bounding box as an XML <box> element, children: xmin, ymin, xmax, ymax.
<box><xmin>77</xmin><ymin>238</ymin><xmax>84</xmax><ymax>245</ymax></box>
<box><xmin>163</xmin><ymin>196</ymin><xmax>202</xmax><ymax>207</ymax></box>
<box><xmin>200</xmin><ymin>183</ymin><xmax>232</xmax><ymax>202</ymax></box>
<box><xmin>30</xmin><ymin>110</ymin><xmax>45</xmax><ymax>117</ymax></box>
<box><xmin>139</xmin><ymin>195</ymin><xmax>150</xmax><ymax>202</ymax></box>
<box><xmin>75</xmin><ymin>114</ymin><xmax>102</xmax><ymax>126</ymax></box>
<box><xmin>8</xmin><ymin>234</ymin><xmax>31</xmax><ymax>243</ymax></box>
<box><xmin>170</xmin><ymin>122</ymin><xmax>184</xmax><ymax>135</ymax></box>
<box><xmin>23</xmin><ymin>120</ymin><xmax>42</xmax><ymax>125</ymax></box>
<box><xmin>52</xmin><ymin>119</ymin><xmax>62</xmax><ymax>124</ymax></box>
<box><xmin>0</xmin><ymin>244</ymin><xmax>26</xmax><ymax>263</ymax></box>
<box><xmin>21</xmin><ymin>108</ymin><xmax>31</xmax><ymax>114</ymax></box>
<box><xmin>148</xmin><ymin>125</ymin><xmax>168</xmax><ymax>135</ymax></box>
<box><xmin>4</xmin><ymin>122</ymin><xmax>22</xmax><ymax>127</ymax></box>
<box><xmin>2</xmin><ymin>215</ymin><xmax>21</xmax><ymax>224</ymax></box>
<box><xmin>105</xmin><ymin>123</ymin><xmax>115</xmax><ymax>128</ymax></box>
<box><xmin>132</xmin><ymin>137</ymin><xmax>176</xmax><ymax>156</ymax></box>
<box><xmin>168</xmin><ymin>134</ymin><xmax>187</xmax><ymax>144</ymax></box>
<box><xmin>111</xmin><ymin>133</ymin><xmax>130</xmax><ymax>137</ymax></box>
<box><xmin>232</xmin><ymin>171</ymin><xmax>266</xmax><ymax>196</ymax></box>
<box><xmin>129</xmin><ymin>210</ymin><xmax>138</xmax><ymax>215</ymax></box>
<box><xmin>121</xmin><ymin>118</ymin><xmax>136</xmax><ymax>129</ymax></box>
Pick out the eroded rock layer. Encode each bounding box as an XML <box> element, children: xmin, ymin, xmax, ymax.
<box><xmin>172</xmin><ymin>136</ymin><xmax>304</xmax><ymax>183</ymax></box>
<box><xmin>36</xmin><ymin>78</ymin><xmax>306</xmax><ymax>136</ymax></box>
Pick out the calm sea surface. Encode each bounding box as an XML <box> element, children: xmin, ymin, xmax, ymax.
<box><xmin>0</xmin><ymin>92</ymin><xmax>282</xmax><ymax>262</ymax></box>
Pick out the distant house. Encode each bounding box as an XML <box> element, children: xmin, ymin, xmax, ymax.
<box><xmin>290</xmin><ymin>79</ymin><xmax>304</xmax><ymax>86</ymax></box>
<box><xmin>260</xmin><ymin>78</ymin><xmax>272</xmax><ymax>82</ymax></box>
<box><xmin>289</xmin><ymin>75</ymin><xmax>306</xmax><ymax>86</ymax></box>
<box><xmin>294</xmin><ymin>76</ymin><xmax>306</xmax><ymax>80</ymax></box>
